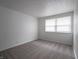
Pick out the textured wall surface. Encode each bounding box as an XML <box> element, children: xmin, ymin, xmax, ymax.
<box><xmin>38</xmin><ymin>12</ymin><xmax>73</xmax><ymax>45</ymax></box>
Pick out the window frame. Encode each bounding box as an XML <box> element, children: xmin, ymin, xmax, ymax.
<box><xmin>45</xmin><ymin>15</ymin><xmax>73</xmax><ymax>33</ymax></box>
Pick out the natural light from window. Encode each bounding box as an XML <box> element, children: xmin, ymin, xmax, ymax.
<box><xmin>45</xmin><ymin>16</ymin><xmax>71</xmax><ymax>33</ymax></box>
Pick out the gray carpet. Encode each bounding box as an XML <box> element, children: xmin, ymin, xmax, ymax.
<box><xmin>0</xmin><ymin>39</ymin><xmax>75</xmax><ymax>59</ymax></box>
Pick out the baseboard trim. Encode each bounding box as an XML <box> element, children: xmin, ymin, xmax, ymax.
<box><xmin>0</xmin><ymin>39</ymin><xmax>37</xmax><ymax>52</ymax></box>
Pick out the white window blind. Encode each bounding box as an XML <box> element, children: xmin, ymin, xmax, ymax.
<box><xmin>45</xmin><ymin>19</ymin><xmax>56</xmax><ymax>32</ymax></box>
<box><xmin>45</xmin><ymin>16</ymin><xmax>72</xmax><ymax>33</ymax></box>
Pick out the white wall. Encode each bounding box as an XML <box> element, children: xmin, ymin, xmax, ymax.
<box><xmin>73</xmin><ymin>0</ymin><xmax>78</xmax><ymax>59</ymax></box>
<box><xmin>0</xmin><ymin>6</ymin><xmax>38</xmax><ymax>51</ymax></box>
<box><xmin>38</xmin><ymin>12</ymin><xmax>73</xmax><ymax>45</ymax></box>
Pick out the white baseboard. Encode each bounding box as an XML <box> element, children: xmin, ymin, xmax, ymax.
<box><xmin>0</xmin><ymin>39</ymin><xmax>36</xmax><ymax>52</ymax></box>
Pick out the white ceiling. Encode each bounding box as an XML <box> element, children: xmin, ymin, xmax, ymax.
<box><xmin>0</xmin><ymin>0</ymin><xmax>74</xmax><ymax>17</ymax></box>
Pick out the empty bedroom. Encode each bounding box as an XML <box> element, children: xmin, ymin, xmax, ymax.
<box><xmin>0</xmin><ymin>0</ymin><xmax>78</xmax><ymax>59</ymax></box>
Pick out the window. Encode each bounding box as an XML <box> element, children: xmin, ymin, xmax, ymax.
<box><xmin>45</xmin><ymin>16</ymin><xmax>72</xmax><ymax>33</ymax></box>
<box><xmin>45</xmin><ymin>19</ymin><xmax>56</xmax><ymax>32</ymax></box>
